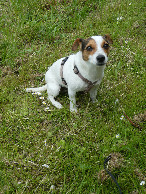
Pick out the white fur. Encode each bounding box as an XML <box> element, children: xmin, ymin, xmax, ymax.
<box><xmin>26</xmin><ymin>36</ymin><xmax>109</xmax><ymax>112</ymax></box>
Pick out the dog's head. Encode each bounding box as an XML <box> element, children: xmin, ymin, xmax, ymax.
<box><xmin>72</xmin><ymin>35</ymin><xmax>113</xmax><ymax>66</ymax></box>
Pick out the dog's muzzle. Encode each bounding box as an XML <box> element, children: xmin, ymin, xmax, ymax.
<box><xmin>96</xmin><ymin>55</ymin><xmax>106</xmax><ymax>66</ymax></box>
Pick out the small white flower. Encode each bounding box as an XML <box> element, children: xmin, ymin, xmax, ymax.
<box><xmin>115</xmin><ymin>99</ymin><xmax>119</xmax><ymax>104</ymax></box>
<box><xmin>116</xmin><ymin>134</ymin><xmax>120</xmax><ymax>138</ymax></box>
<box><xmin>50</xmin><ymin>185</ymin><xmax>55</xmax><ymax>191</ymax></box>
<box><xmin>44</xmin><ymin>139</ymin><xmax>47</xmax><ymax>146</ymax></box>
<box><xmin>125</xmin><ymin>40</ymin><xmax>128</xmax><ymax>44</ymax></box>
<box><xmin>129</xmin><ymin>3</ymin><xmax>132</xmax><ymax>5</ymax></box>
<box><xmin>36</xmin><ymin>92</ymin><xmax>42</xmax><ymax>95</ymax></box>
<box><xmin>32</xmin><ymin>92</ymin><xmax>42</xmax><ymax>95</ymax></box>
<box><xmin>18</xmin><ymin>182</ymin><xmax>22</xmax><ymax>184</ymax></box>
<box><xmin>39</xmin><ymin>96</ymin><xmax>44</xmax><ymax>100</ymax></box>
<box><xmin>42</xmin><ymin>164</ymin><xmax>49</xmax><ymax>168</ymax></box>
<box><xmin>120</xmin><ymin>115</ymin><xmax>124</xmax><ymax>120</ymax></box>
<box><xmin>42</xmin><ymin>101</ymin><xmax>46</xmax><ymax>105</ymax></box>
<box><xmin>117</xmin><ymin>16</ymin><xmax>123</xmax><ymax>24</ymax></box>
<box><xmin>117</xmin><ymin>16</ymin><xmax>123</xmax><ymax>21</ymax></box>
<box><xmin>140</xmin><ymin>181</ymin><xmax>145</xmax><ymax>186</ymax></box>
<box><xmin>44</xmin><ymin>107</ymin><xmax>50</xmax><ymax>111</ymax></box>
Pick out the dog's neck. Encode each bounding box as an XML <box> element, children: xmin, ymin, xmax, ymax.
<box><xmin>74</xmin><ymin>51</ymin><xmax>105</xmax><ymax>82</ymax></box>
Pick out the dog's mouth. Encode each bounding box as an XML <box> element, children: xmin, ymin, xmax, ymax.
<box><xmin>97</xmin><ymin>62</ymin><xmax>106</xmax><ymax>66</ymax></box>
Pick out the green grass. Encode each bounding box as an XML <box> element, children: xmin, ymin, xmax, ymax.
<box><xmin>0</xmin><ymin>0</ymin><xmax>145</xmax><ymax>193</ymax></box>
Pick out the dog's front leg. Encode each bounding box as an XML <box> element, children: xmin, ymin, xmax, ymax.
<box><xmin>68</xmin><ymin>88</ymin><xmax>77</xmax><ymax>112</ymax></box>
<box><xmin>89</xmin><ymin>85</ymin><xmax>99</xmax><ymax>103</ymax></box>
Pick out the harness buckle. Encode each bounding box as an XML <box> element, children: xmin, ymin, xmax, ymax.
<box><xmin>61</xmin><ymin>57</ymin><xmax>69</xmax><ymax>66</ymax></box>
<box><xmin>62</xmin><ymin>78</ymin><xmax>67</xmax><ymax>85</ymax></box>
<box><xmin>73</xmin><ymin>65</ymin><xmax>79</xmax><ymax>74</ymax></box>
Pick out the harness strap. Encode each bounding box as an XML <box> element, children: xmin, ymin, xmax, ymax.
<box><xmin>73</xmin><ymin>65</ymin><xmax>97</xmax><ymax>92</ymax></box>
<box><xmin>60</xmin><ymin>57</ymin><xmax>69</xmax><ymax>85</ymax></box>
<box><xmin>60</xmin><ymin>57</ymin><xmax>98</xmax><ymax>91</ymax></box>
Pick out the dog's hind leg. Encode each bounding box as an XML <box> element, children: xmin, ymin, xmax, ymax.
<box><xmin>48</xmin><ymin>96</ymin><xmax>63</xmax><ymax>109</ymax></box>
<box><xmin>47</xmin><ymin>83</ymin><xmax>63</xmax><ymax>109</ymax></box>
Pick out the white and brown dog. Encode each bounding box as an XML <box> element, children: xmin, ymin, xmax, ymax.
<box><xmin>26</xmin><ymin>35</ymin><xmax>113</xmax><ymax>112</ymax></box>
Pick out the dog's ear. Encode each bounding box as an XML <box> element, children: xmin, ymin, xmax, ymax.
<box><xmin>103</xmin><ymin>34</ymin><xmax>113</xmax><ymax>44</ymax></box>
<box><xmin>72</xmin><ymin>38</ymin><xmax>84</xmax><ymax>51</ymax></box>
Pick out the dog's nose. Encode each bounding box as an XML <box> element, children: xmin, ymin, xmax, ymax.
<box><xmin>96</xmin><ymin>55</ymin><xmax>105</xmax><ymax>63</ymax></box>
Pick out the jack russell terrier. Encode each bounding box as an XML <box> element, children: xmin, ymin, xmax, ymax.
<box><xmin>26</xmin><ymin>35</ymin><xmax>113</xmax><ymax>112</ymax></box>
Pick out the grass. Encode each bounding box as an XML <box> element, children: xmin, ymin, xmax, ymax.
<box><xmin>0</xmin><ymin>0</ymin><xmax>145</xmax><ymax>193</ymax></box>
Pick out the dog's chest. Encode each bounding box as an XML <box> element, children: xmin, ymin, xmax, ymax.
<box><xmin>64</xmin><ymin>61</ymin><xmax>104</xmax><ymax>91</ymax></box>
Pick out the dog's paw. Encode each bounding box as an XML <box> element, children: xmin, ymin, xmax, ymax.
<box><xmin>70</xmin><ymin>107</ymin><xmax>77</xmax><ymax>113</ymax></box>
<box><xmin>57</xmin><ymin>104</ymin><xmax>63</xmax><ymax>109</ymax></box>
<box><xmin>92</xmin><ymin>98</ymin><xmax>98</xmax><ymax>103</ymax></box>
<box><xmin>54</xmin><ymin>102</ymin><xmax>63</xmax><ymax>109</ymax></box>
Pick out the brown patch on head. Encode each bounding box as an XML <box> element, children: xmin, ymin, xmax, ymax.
<box><xmin>72</xmin><ymin>38</ymin><xmax>92</xmax><ymax>51</ymax></box>
<box><xmin>101</xmin><ymin>40</ymin><xmax>110</xmax><ymax>56</ymax></box>
<box><xmin>103</xmin><ymin>34</ymin><xmax>113</xmax><ymax>44</ymax></box>
<box><xmin>82</xmin><ymin>39</ymin><xmax>97</xmax><ymax>61</ymax></box>
<box><xmin>72</xmin><ymin>38</ymin><xmax>97</xmax><ymax>61</ymax></box>
<box><xmin>72</xmin><ymin>38</ymin><xmax>83</xmax><ymax>51</ymax></box>
<box><xmin>101</xmin><ymin>35</ymin><xmax>113</xmax><ymax>56</ymax></box>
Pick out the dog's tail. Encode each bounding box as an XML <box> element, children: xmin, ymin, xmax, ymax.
<box><xmin>26</xmin><ymin>84</ymin><xmax>47</xmax><ymax>93</ymax></box>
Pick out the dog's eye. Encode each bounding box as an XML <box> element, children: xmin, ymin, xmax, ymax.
<box><xmin>103</xmin><ymin>43</ymin><xmax>109</xmax><ymax>49</ymax></box>
<box><xmin>86</xmin><ymin>46</ymin><xmax>93</xmax><ymax>51</ymax></box>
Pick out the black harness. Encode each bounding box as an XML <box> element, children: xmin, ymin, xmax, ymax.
<box><xmin>60</xmin><ymin>57</ymin><xmax>69</xmax><ymax>85</ymax></box>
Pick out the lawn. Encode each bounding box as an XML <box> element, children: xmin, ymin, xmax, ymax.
<box><xmin>0</xmin><ymin>0</ymin><xmax>145</xmax><ymax>193</ymax></box>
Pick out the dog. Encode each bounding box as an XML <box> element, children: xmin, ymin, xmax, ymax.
<box><xmin>26</xmin><ymin>35</ymin><xmax>113</xmax><ymax>112</ymax></box>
